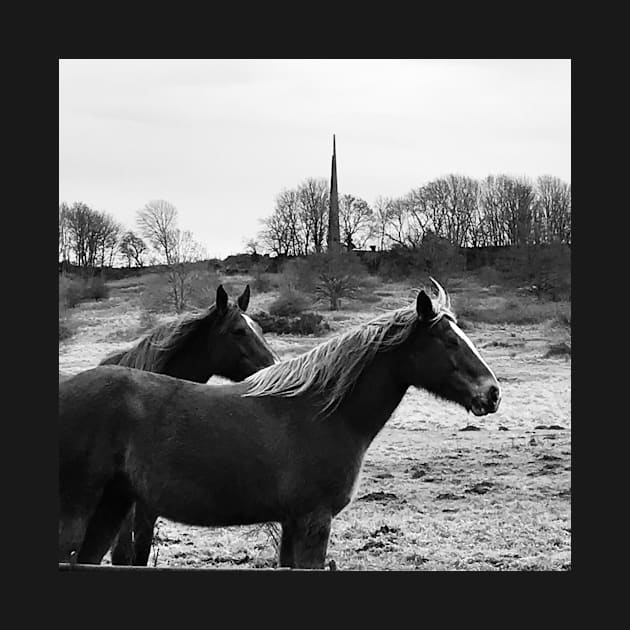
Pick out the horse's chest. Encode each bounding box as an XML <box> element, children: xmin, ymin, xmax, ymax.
<box><xmin>333</xmin><ymin>459</ymin><xmax>365</xmax><ymax>514</ymax></box>
<box><xmin>295</xmin><ymin>454</ymin><xmax>365</xmax><ymax>516</ymax></box>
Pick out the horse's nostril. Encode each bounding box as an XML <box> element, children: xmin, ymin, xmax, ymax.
<box><xmin>488</xmin><ymin>385</ymin><xmax>500</xmax><ymax>404</ymax></box>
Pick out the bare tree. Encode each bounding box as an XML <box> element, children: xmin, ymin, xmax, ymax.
<box><xmin>59</xmin><ymin>202</ymin><xmax>72</xmax><ymax>265</ymax></box>
<box><xmin>297</xmin><ymin>178</ymin><xmax>329</xmax><ymax>254</ymax></box>
<box><xmin>63</xmin><ymin>202</ymin><xmax>119</xmax><ymax>273</ymax></box>
<box><xmin>259</xmin><ymin>171</ymin><xmax>570</xmax><ymax>262</ymax></box>
<box><xmin>506</xmin><ymin>177</ymin><xmax>535</xmax><ymax>247</ymax></box>
<box><xmin>401</xmin><ymin>189</ymin><xmax>430</xmax><ymax>247</ymax></box>
<box><xmin>244</xmin><ymin>238</ymin><xmax>260</xmax><ymax>256</ymax></box>
<box><xmin>260</xmin><ymin>189</ymin><xmax>304</xmax><ymax>257</ymax></box>
<box><xmin>444</xmin><ymin>175</ymin><xmax>480</xmax><ymax>247</ymax></box>
<box><xmin>260</xmin><ymin>214</ymin><xmax>288</xmax><ymax>257</ymax></box>
<box><xmin>96</xmin><ymin>213</ymin><xmax>122</xmax><ymax>268</ymax></box>
<box><xmin>338</xmin><ymin>194</ymin><xmax>373</xmax><ymax>250</ymax></box>
<box><xmin>63</xmin><ymin>202</ymin><xmax>92</xmax><ymax>269</ymax></box>
<box><xmin>479</xmin><ymin>175</ymin><xmax>509</xmax><ymax>246</ymax></box>
<box><xmin>312</xmin><ymin>253</ymin><xmax>368</xmax><ymax>311</ymax></box>
<box><xmin>136</xmin><ymin>200</ymin><xmax>206</xmax><ymax>312</ymax></box>
<box><xmin>372</xmin><ymin>196</ymin><xmax>394</xmax><ymax>251</ymax></box>
<box><xmin>137</xmin><ymin>200</ymin><xmax>179</xmax><ymax>265</ymax></box>
<box><xmin>168</xmin><ymin>229</ymin><xmax>208</xmax><ymax>312</ymax></box>
<box><xmin>534</xmin><ymin>175</ymin><xmax>571</xmax><ymax>244</ymax></box>
<box><xmin>385</xmin><ymin>197</ymin><xmax>416</xmax><ymax>248</ymax></box>
<box><xmin>119</xmin><ymin>231</ymin><xmax>148</xmax><ymax>268</ymax></box>
<box><xmin>398</xmin><ymin>176</ymin><xmax>481</xmax><ymax>248</ymax></box>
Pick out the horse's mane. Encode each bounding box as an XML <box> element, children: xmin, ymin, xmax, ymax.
<box><xmin>242</xmin><ymin>290</ymin><xmax>455</xmax><ymax>418</ymax></box>
<box><xmin>99</xmin><ymin>307</ymin><xmax>217</xmax><ymax>372</ymax></box>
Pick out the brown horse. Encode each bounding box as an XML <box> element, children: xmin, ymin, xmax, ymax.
<box><xmin>59</xmin><ymin>279</ymin><xmax>501</xmax><ymax>569</ymax></box>
<box><xmin>96</xmin><ymin>284</ymin><xmax>277</xmax><ymax>566</ymax></box>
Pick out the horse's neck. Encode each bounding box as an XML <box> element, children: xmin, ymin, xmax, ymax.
<box><xmin>163</xmin><ymin>330</ymin><xmax>215</xmax><ymax>383</ymax></box>
<box><xmin>336</xmin><ymin>347</ymin><xmax>409</xmax><ymax>444</ymax></box>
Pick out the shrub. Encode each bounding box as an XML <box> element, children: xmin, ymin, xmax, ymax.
<box><xmin>544</xmin><ymin>342</ymin><xmax>571</xmax><ymax>358</ymax></box>
<box><xmin>292</xmin><ymin>312</ymin><xmax>329</xmax><ymax>335</ymax></box>
<box><xmin>310</xmin><ymin>252</ymin><xmax>371</xmax><ymax>310</ymax></box>
<box><xmin>140</xmin><ymin>268</ymin><xmax>226</xmax><ymax>314</ymax></box>
<box><xmin>58</xmin><ymin>295</ymin><xmax>75</xmax><ymax>341</ymax></box>
<box><xmin>453</xmin><ymin>294</ymin><xmax>571</xmax><ymax>325</ymax></box>
<box><xmin>279</xmin><ymin>258</ymin><xmax>318</xmax><ymax>294</ymax></box>
<box><xmin>268</xmin><ymin>289</ymin><xmax>310</xmax><ymax>317</ymax></box>
<box><xmin>378</xmin><ymin>237</ymin><xmax>465</xmax><ymax>281</ymax></box>
<box><xmin>185</xmin><ymin>269</ymin><xmax>224</xmax><ymax>310</ymax></box>
<box><xmin>59</xmin><ymin>273</ymin><xmax>109</xmax><ymax>307</ymax></box>
<box><xmin>140</xmin><ymin>273</ymin><xmax>172</xmax><ymax>313</ymax></box>
<box><xmin>494</xmin><ymin>244</ymin><xmax>571</xmax><ymax>301</ymax></box>
<box><xmin>420</xmin><ymin>231</ymin><xmax>466</xmax><ymax>276</ymax></box>
<box><xmin>475</xmin><ymin>265</ymin><xmax>504</xmax><ymax>287</ymax></box>
<box><xmin>375</xmin><ymin>247</ymin><xmax>418</xmax><ymax>281</ymax></box>
<box><xmin>251</xmin><ymin>263</ymin><xmax>278</xmax><ymax>293</ymax></box>
<box><xmin>274</xmin><ymin>254</ymin><xmax>373</xmax><ymax>311</ymax></box>
<box><xmin>358</xmin><ymin>275</ymin><xmax>381</xmax><ymax>291</ymax></box>
<box><xmin>528</xmin><ymin>245</ymin><xmax>571</xmax><ymax>301</ymax></box>
<box><xmin>59</xmin><ymin>274</ymin><xmax>83</xmax><ymax>308</ymax></box>
<box><xmin>83</xmin><ymin>275</ymin><xmax>109</xmax><ymax>301</ymax></box>
<box><xmin>140</xmin><ymin>270</ymin><xmax>225</xmax><ymax>314</ymax></box>
<box><xmin>59</xmin><ymin>316</ymin><xmax>75</xmax><ymax>341</ymax></box>
<box><xmin>252</xmin><ymin>310</ymin><xmax>330</xmax><ymax>336</ymax></box>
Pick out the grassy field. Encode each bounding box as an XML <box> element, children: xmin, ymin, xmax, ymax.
<box><xmin>59</xmin><ymin>273</ymin><xmax>571</xmax><ymax>571</ymax></box>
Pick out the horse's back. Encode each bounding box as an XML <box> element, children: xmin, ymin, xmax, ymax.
<box><xmin>60</xmin><ymin>366</ymin><xmax>136</xmax><ymax>452</ymax></box>
<box><xmin>59</xmin><ymin>365</ymin><xmax>242</xmax><ymax>445</ymax></box>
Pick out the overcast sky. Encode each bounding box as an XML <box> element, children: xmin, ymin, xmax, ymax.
<box><xmin>59</xmin><ymin>59</ymin><xmax>571</xmax><ymax>259</ymax></box>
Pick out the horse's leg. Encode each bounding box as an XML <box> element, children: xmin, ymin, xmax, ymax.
<box><xmin>130</xmin><ymin>501</ymin><xmax>158</xmax><ymax>566</ymax></box>
<box><xmin>278</xmin><ymin>521</ymin><xmax>295</xmax><ymax>568</ymax></box>
<box><xmin>59</xmin><ymin>490</ymin><xmax>104</xmax><ymax>563</ymax></box>
<box><xmin>285</xmin><ymin>512</ymin><xmax>332</xmax><ymax>570</ymax></box>
<box><xmin>59</xmin><ymin>513</ymin><xmax>91</xmax><ymax>563</ymax></box>
<box><xmin>77</xmin><ymin>479</ymin><xmax>134</xmax><ymax>564</ymax></box>
<box><xmin>110</xmin><ymin>506</ymin><xmax>135</xmax><ymax>565</ymax></box>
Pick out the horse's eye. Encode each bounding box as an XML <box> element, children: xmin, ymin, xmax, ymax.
<box><xmin>233</xmin><ymin>328</ymin><xmax>247</xmax><ymax>336</ymax></box>
<box><xmin>445</xmin><ymin>337</ymin><xmax>459</xmax><ymax>349</ymax></box>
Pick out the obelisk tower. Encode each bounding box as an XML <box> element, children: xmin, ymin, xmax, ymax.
<box><xmin>327</xmin><ymin>134</ymin><xmax>341</xmax><ymax>255</ymax></box>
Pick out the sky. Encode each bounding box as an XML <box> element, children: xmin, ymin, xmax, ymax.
<box><xmin>59</xmin><ymin>59</ymin><xmax>571</xmax><ymax>259</ymax></box>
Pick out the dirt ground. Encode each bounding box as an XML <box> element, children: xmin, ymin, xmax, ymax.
<box><xmin>59</xmin><ymin>276</ymin><xmax>571</xmax><ymax>571</ymax></box>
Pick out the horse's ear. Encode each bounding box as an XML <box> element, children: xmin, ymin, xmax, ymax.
<box><xmin>416</xmin><ymin>289</ymin><xmax>436</xmax><ymax>322</ymax></box>
<box><xmin>237</xmin><ymin>284</ymin><xmax>250</xmax><ymax>312</ymax></box>
<box><xmin>216</xmin><ymin>284</ymin><xmax>228</xmax><ymax>313</ymax></box>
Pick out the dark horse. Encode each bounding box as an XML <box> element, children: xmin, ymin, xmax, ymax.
<box><xmin>59</xmin><ymin>279</ymin><xmax>501</xmax><ymax>569</ymax></box>
<box><xmin>98</xmin><ymin>284</ymin><xmax>277</xmax><ymax>566</ymax></box>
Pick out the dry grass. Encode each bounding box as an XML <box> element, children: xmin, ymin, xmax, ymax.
<box><xmin>59</xmin><ymin>272</ymin><xmax>571</xmax><ymax>571</ymax></box>
<box><xmin>453</xmin><ymin>294</ymin><xmax>571</xmax><ymax>326</ymax></box>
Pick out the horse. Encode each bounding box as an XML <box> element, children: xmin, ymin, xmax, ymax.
<box><xmin>59</xmin><ymin>278</ymin><xmax>501</xmax><ymax>569</ymax></box>
<box><xmin>98</xmin><ymin>283</ymin><xmax>277</xmax><ymax>566</ymax></box>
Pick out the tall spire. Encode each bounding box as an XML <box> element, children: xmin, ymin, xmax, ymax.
<box><xmin>327</xmin><ymin>134</ymin><xmax>341</xmax><ymax>255</ymax></box>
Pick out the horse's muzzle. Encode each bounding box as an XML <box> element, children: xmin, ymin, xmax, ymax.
<box><xmin>470</xmin><ymin>384</ymin><xmax>501</xmax><ymax>416</ymax></box>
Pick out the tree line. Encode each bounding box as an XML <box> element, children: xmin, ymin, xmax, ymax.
<box><xmin>59</xmin><ymin>200</ymin><xmax>207</xmax><ymax>271</ymax></box>
<box><xmin>60</xmin><ymin>202</ymin><xmax>146</xmax><ymax>271</ymax></box>
<box><xmin>255</xmin><ymin>174</ymin><xmax>571</xmax><ymax>256</ymax></box>
<box><xmin>59</xmin><ymin>200</ymin><xmax>207</xmax><ymax>312</ymax></box>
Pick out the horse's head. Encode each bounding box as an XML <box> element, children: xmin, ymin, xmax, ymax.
<box><xmin>399</xmin><ymin>278</ymin><xmax>501</xmax><ymax>416</ymax></box>
<box><xmin>209</xmin><ymin>284</ymin><xmax>278</xmax><ymax>381</ymax></box>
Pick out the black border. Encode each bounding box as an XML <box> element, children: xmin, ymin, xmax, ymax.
<box><xmin>10</xmin><ymin>56</ymin><xmax>585</xmax><ymax>624</ymax></box>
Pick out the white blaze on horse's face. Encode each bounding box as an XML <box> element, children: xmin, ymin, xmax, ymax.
<box><xmin>448</xmin><ymin>318</ymin><xmax>502</xmax><ymax>409</ymax></box>
<box><xmin>241</xmin><ymin>313</ymin><xmax>281</xmax><ymax>364</ymax></box>
<box><xmin>448</xmin><ymin>319</ymin><xmax>499</xmax><ymax>383</ymax></box>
